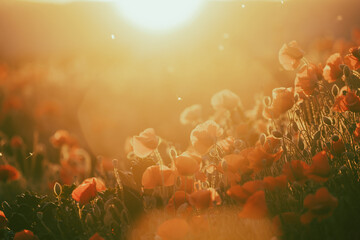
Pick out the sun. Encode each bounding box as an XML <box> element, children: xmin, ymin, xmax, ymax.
<box><xmin>116</xmin><ymin>0</ymin><xmax>205</xmax><ymax>31</ymax></box>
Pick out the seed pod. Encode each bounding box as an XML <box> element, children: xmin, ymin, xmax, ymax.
<box><xmin>298</xmin><ymin>138</ymin><xmax>304</xmax><ymax>151</ymax></box>
<box><xmin>331</xmin><ymin>84</ymin><xmax>339</xmax><ymax>97</ymax></box>
<box><xmin>263</xmin><ymin>96</ymin><xmax>271</xmax><ymax>107</ymax></box>
<box><xmin>343</xmin><ymin>65</ymin><xmax>351</xmax><ymax>77</ymax></box>
<box><xmin>323</xmin><ymin>106</ymin><xmax>330</xmax><ymax>114</ymax></box>
<box><xmin>331</xmin><ymin>135</ymin><xmax>339</xmax><ymax>142</ymax></box>
<box><xmin>259</xmin><ymin>133</ymin><xmax>266</xmax><ymax>146</ymax></box>
<box><xmin>272</xmin><ymin>131</ymin><xmax>282</xmax><ymax>139</ymax></box>
<box><xmin>292</xmin><ymin>121</ymin><xmax>299</xmax><ymax>132</ymax></box>
<box><xmin>53</xmin><ymin>182</ymin><xmax>62</xmax><ymax>197</ymax></box>
<box><xmin>323</xmin><ymin>116</ymin><xmax>332</xmax><ymax>125</ymax></box>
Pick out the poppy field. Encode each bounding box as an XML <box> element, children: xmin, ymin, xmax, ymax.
<box><xmin>1</xmin><ymin>1</ymin><xmax>360</xmax><ymax>240</ymax></box>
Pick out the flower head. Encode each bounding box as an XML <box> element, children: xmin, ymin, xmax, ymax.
<box><xmin>0</xmin><ymin>164</ymin><xmax>20</xmax><ymax>182</ymax></box>
<box><xmin>333</xmin><ymin>90</ymin><xmax>360</xmax><ymax>113</ymax></box>
<box><xmin>175</xmin><ymin>152</ymin><xmax>202</xmax><ymax>176</ymax></box>
<box><xmin>131</xmin><ymin>128</ymin><xmax>159</xmax><ymax>158</ymax></box>
<box><xmin>279</xmin><ymin>41</ymin><xmax>304</xmax><ymax>70</ymax></box>
<box><xmin>295</xmin><ymin>64</ymin><xmax>320</xmax><ymax>95</ymax></box>
<box><xmin>263</xmin><ymin>87</ymin><xmax>294</xmax><ymax>119</ymax></box>
<box><xmin>180</xmin><ymin>104</ymin><xmax>202</xmax><ymax>125</ymax></box>
<box><xmin>14</xmin><ymin>230</ymin><xmax>39</xmax><ymax>240</ymax></box>
<box><xmin>211</xmin><ymin>89</ymin><xmax>241</xmax><ymax>111</ymax></box>
<box><xmin>190</xmin><ymin>120</ymin><xmax>223</xmax><ymax>155</ymax></box>
<box><xmin>71</xmin><ymin>178</ymin><xmax>106</xmax><ymax>205</ymax></box>
<box><xmin>238</xmin><ymin>191</ymin><xmax>268</xmax><ymax>219</ymax></box>
<box><xmin>323</xmin><ymin>53</ymin><xmax>343</xmax><ymax>83</ymax></box>
<box><xmin>141</xmin><ymin>165</ymin><xmax>176</xmax><ymax>189</ymax></box>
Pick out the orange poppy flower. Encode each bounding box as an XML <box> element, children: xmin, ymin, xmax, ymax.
<box><xmin>223</xmin><ymin>153</ymin><xmax>251</xmax><ymax>174</ymax></box>
<box><xmin>278</xmin><ymin>41</ymin><xmax>304</xmax><ymax>70</ymax></box>
<box><xmin>306</xmin><ymin>151</ymin><xmax>330</xmax><ymax>183</ymax></box>
<box><xmin>14</xmin><ymin>230</ymin><xmax>39</xmax><ymax>240</ymax></box>
<box><xmin>211</xmin><ymin>89</ymin><xmax>241</xmax><ymax>111</ymax></box>
<box><xmin>141</xmin><ymin>165</ymin><xmax>176</xmax><ymax>189</ymax></box>
<box><xmin>180</xmin><ymin>104</ymin><xmax>202</xmax><ymax>125</ymax></box>
<box><xmin>89</xmin><ymin>233</ymin><xmax>105</xmax><ymax>240</ymax></box>
<box><xmin>0</xmin><ymin>164</ymin><xmax>20</xmax><ymax>182</ymax></box>
<box><xmin>227</xmin><ymin>180</ymin><xmax>263</xmax><ymax>203</ymax></box>
<box><xmin>175</xmin><ymin>152</ymin><xmax>202</xmax><ymax>176</ymax></box>
<box><xmin>190</xmin><ymin>120</ymin><xmax>223</xmax><ymax>155</ymax></box>
<box><xmin>72</xmin><ymin>178</ymin><xmax>106</xmax><ymax>205</ymax></box>
<box><xmin>131</xmin><ymin>128</ymin><xmax>159</xmax><ymax>158</ymax></box>
<box><xmin>344</xmin><ymin>47</ymin><xmax>360</xmax><ymax>70</ymax></box>
<box><xmin>295</xmin><ymin>63</ymin><xmax>320</xmax><ymax>95</ymax></box>
<box><xmin>262</xmin><ymin>136</ymin><xmax>282</xmax><ymax>154</ymax></box>
<box><xmin>300</xmin><ymin>188</ymin><xmax>338</xmax><ymax>224</ymax></box>
<box><xmin>166</xmin><ymin>191</ymin><xmax>190</xmax><ymax>215</ymax></box>
<box><xmin>238</xmin><ymin>191</ymin><xmax>268</xmax><ymax>219</ymax></box>
<box><xmin>0</xmin><ymin>210</ymin><xmax>7</xmax><ymax>229</ymax></box>
<box><xmin>353</xmin><ymin>123</ymin><xmax>360</xmax><ymax>142</ymax></box>
<box><xmin>272</xmin><ymin>212</ymin><xmax>299</xmax><ymax>236</ymax></box>
<box><xmin>10</xmin><ymin>136</ymin><xmax>23</xmax><ymax>148</ymax></box>
<box><xmin>333</xmin><ymin>89</ymin><xmax>360</xmax><ymax>113</ymax></box>
<box><xmin>263</xmin><ymin>175</ymin><xmax>287</xmax><ymax>191</ymax></box>
<box><xmin>247</xmin><ymin>145</ymin><xmax>283</xmax><ymax>173</ymax></box>
<box><xmin>157</xmin><ymin>218</ymin><xmax>190</xmax><ymax>240</ymax></box>
<box><xmin>322</xmin><ymin>53</ymin><xmax>343</xmax><ymax>83</ymax></box>
<box><xmin>283</xmin><ymin>160</ymin><xmax>309</xmax><ymax>184</ymax></box>
<box><xmin>189</xmin><ymin>189</ymin><xmax>214</xmax><ymax>210</ymax></box>
<box><xmin>50</xmin><ymin>130</ymin><xmax>77</xmax><ymax>148</ymax></box>
<box><xmin>263</xmin><ymin>87</ymin><xmax>294</xmax><ymax>119</ymax></box>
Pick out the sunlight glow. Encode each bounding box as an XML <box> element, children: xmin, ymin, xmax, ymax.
<box><xmin>116</xmin><ymin>0</ymin><xmax>205</xmax><ymax>31</ymax></box>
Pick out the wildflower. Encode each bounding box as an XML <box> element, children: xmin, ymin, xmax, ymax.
<box><xmin>278</xmin><ymin>41</ymin><xmax>304</xmax><ymax>70</ymax></box>
<box><xmin>50</xmin><ymin>130</ymin><xmax>77</xmax><ymax>148</ymax></box>
<box><xmin>190</xmin><ymin>120</ymin><xmax>223</xmax><ymax>155</ymax></box>
<box><xmin>306</xmin><ymin>151</ymin><xmax>330</xmax><ymax>182</ymax></box>
<box><xmin>189</xmin><ymin>189</ymin><xmax>219</xmax><ymax>210</ymax></box>
<box><xmin>283</xmin><ymin>160</ymin><xmax>309</xmax><ymax>184</ymax></box>
<box><xmin>72</xmin><ymin>178</ymin><xmax>106</xmax><ymax>205</ymax></box>
<box><xmin>295</xmin><ymin>64</ymin><xmax>320</xmax><ymax>95</ymax></box>
<box><xmin>0</xmin><ymin>210</ymin><xmax>7</xmax><ymax>229</ymax></box>
<box><xmin>175</xmin><ymin>152</ymin><xmax>202</xmax><ymax>176</ymax></box>
<box><xmin>141</xmin><ymin>165</ymin><xmax>176</xmax><ymax>189</ymax></box>
<box><xmin>223</xmin><ymin>152</ymin><xmax>251</xmax><ymax>175</ymax></box>
<box><xmin>211</xmin><ymin>89</ymin><xmax>241</xmax><ymax>111</ymax></box>
<box><xmin>301</xmin><ymin>188</ymin><xmax>338</xmax><ymax>224</ymax></box>
<box><xmin>180</xmin><ymin>104</ymin><xmax>202</xmax><ymax>125</ymax></box>
<box><xmin>263</xmin><ymin>87</ymin><xmax>294</xmax><ymax>119</ymax></box>
<box><xmin>333</xmin><ymin>90</ymin><xmax>360</xmax><ymax>113</ymax></box>
<box><xmin>238</xmin><ymin>191</ymin><xmax>268</xmax><ymax>219</ymax></box>
<box><xmin>89</xmin><ymin>233</ymin><xmax>105</xmax><ymax>240</ymax></box>
<box><xmin>322</xmin><ymin>53</ymin><xmax>343</xmax><ymax>83</ymax></box>
<box><xmin>166</xmin><ymin>191</ymin><xmax>190</xmax><ymax>214</ymax></box>
<box><xmin>247</xmin><ymin>144</ymin><xmax>283</xmax><ymax>173</ymax></box>
<box><xmin>263</xmin><ymin>175</ymin><xmax>287</xmax><ymax>191</ymax></box>
<box><xmin>157</xmin><ymin>218</ymin><xmax>190</xmax><ymax>240</ymax></box>
<box><xmin>14</xmin><ymin>230</ymin><xmax>39</xmax><ymax>240</ymax></box>
<box><xmin>227</xmin><ymin>180</ymin><xmax>263</xmax><ymax>203</ymax></box>
<box><xmin>131</xmin><ymin>128</ymin><xmax>159</xmax><ymax>158</ymax></box>
<box><xmin>344</xmin><ymin>47</ymin><xmax>360</xmax><ymax>70</ymax></box>
<box><xmin>0</xmin><ymin>164</ymin><xmax>20</xmax><ymax>182</ymax></box>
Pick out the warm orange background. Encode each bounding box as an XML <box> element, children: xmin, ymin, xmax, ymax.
<box><xmin>0</xmin><ymin>0</ymin><xmax>359</xmax><ymax>158</ymax></box>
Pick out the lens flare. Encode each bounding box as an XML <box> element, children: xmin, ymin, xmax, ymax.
<box><xmin>117</xmin><ymin>0</ymin><xmax>205</xmax><ymax>31</ymax></box>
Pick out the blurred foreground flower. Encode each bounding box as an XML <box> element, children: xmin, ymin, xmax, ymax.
<box><xmin>0</xmin><ymin>164</ymin><xmax>20</xmax><ymax>182</ymax></box>
<box><xmin>157</xmin><ymin>218</ymin><xmax>190</xmax><ymax>240</ymax></box>
<box><xmin>14</xmin><ymin>230</ymin><xmax>39</xmax><ymax>240</ymax></box>
<box><xmin>279</xmin><ymin>41</ymin><xmax>304</xmax><ymax>70</ymax></box>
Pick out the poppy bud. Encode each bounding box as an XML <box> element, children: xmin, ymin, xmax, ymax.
<box><xmin>298</xmin><ymin>138</ymin><xmax>304</xmax><ymax>151</ymax></box>
<box><xmin>263</xmin><ymin>96</ymin><xmax>271</xmax><ymax>107</ymax></box>
<box><xmin>323</xmin><ymin>116</ymin><xmax>332</xmax><ymax>125</ymax></box>
<box><xmin>331</xmin><ymin>84</ymin><xmax>339</xmax><ymax>97</ymax></box>
<box><xmin>292</xmin><ymin>121</ymin><xmax>299</xmax><ymax>131</ymax></box>
<box><xmin>331</xmin><ymin>135</ymin><xmax>339</xmax><ymax>142</ymax></box>
<box><xmin>259</xmin><ymin>134</ymin><xmax>266</xmax><ymax>146</ymax></box>
<box><xmin>53</xmin><ymin>182</ymin><xmax>62</xmax><ymax>197</ymax></box>
<box><xmin>343</xmin><ymin>65</ymin><xmax>351</xmax><ymax>77</ymax></box>
<box><xmin>313</xmin><ymin>131</ymin><xmax>321</xmax><ymax>140</ymax></box>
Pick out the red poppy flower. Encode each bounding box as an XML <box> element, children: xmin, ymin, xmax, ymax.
<box><xmin>166</xmin><ymin>191</ymin><xmax>190</xmax><ymax>215</ymax></box>
<box><xmin>333</xmin><ymin>90</ymin><xmax>360</xmax><ymax>113</ymax></box>
<box><xmin>227</xmin><ymin>180</ymin><xmax>263</xmax><ymax>203</ymax></box>
<box><xmin>72</xmin><ymin>178</ymin><xmax>106</xmax><ymax>205</ymax></box>
<box><xmin>223</xmin><ymin>153</ymin><xmax>250</xmax><ymax>175</ymax></box>
<box><xmin>14</xmin><ymin>230</ymin><xmax>39</xmax><ymax>240</ymax></box>
<box><xmin>272</xmin><ymin>212</ymin><xmax>299</xmax><ymax>236</ymax></box>
<box><xmin>322</xmin><ymin>53</ymin><xmax>343</xmax><ymax>83</ymax></box>
<box><xmin>157</xmin><ymin>218</ymin><xmax>190</xmax><ymax>240</ymax></box>
<box><xmin>238</xmin><ymin>191</ymin><xmax>268</xmax><ymax>219</ymax></box>
<box><xmin>175</xmin><ymin>152</ymin><xmax>201</xmax><ymax>176</ymax></box>
<box><xmin>0</xmin><ymin>164</ymin><xmax>20</xmax><ymax>182</ymax></box>
<box><xmin>263</xmin><ymin>87</ymin><xmax>295</xmax><ymax>119</ymax></box>
<box><xmin>331</xmin><ymin>138</ymin><xmax>346</xmax><ymax>156</ymax></box>
<box><xmin>50</xmin><ymin>130</ymin><xmax>77</xmax><ymax>148</ymax></box>
<box><xmin>131</xmin><ymin>128</ymin><xmax>159</xmax><ymax>158</ymax></box>
<box><xmin>344</xmin><ymin>47</ymin><xmax>360</xmax><ymax>70</ymax></box>
<box><xmin>0</xmin><ymin>210</ymin><xmax>7</xmax><ymax>229</ymax></box>
<box><xmin>189</xmin><ymin>189</ymin><xmax>215</xmax><ymax>210</ymax></box>
<box><xmin>89</xmin><ymin>233</ymin><xmax>105</xmax><ymax>240</ymax></box>
<box><xmin>353</xmin><ymin>123</ymin><xmax>360</xmax><ymax>142</ymax></box>
<box><xmin>141</xmin><ymin>165</ymin><xmax>176</xmax><ymax>189</ymax></box>
<box><xmin>306</xmin><ymin>151</ymin><xmax>330</xmax><ymax>183</ymax></box>
<box><xmin>279</xmin><ymin>41</ymin><xmax>304</xmax><ymax>70</ymax></box>
<box><xmin>283</xmin><ymin>160</ymin><xmax>309</xmax><ymax>184</ymax></box>
<box><xmin>301</xmin><ymin>188</ymin><xmax>338</xmax><ymax>224</ymax></box>
<box><xmin>295</xmin><ymin>63</ymin><xmax>319</xmax><ymax>95</ymax></box>
<box><xmin>180</xmin><ymin>104</ymin><xmax>202</xmax><ymax>125</ymax></box>
<box><xmin>247</xmin><ymin>145</ymin><xmax>283</xmax><ymax>173</ymax></box>
<box><xmin>263</xmin><ymin>175</ymin><xmax>287</xmax><ymax>191</ymax></box>
<box><xmin>211</xmin><ymin>89</ymin><xmax>241</xmax><ymax>111</ymax></box>
<box><xmin>190</xmin><ymin>120</ymin><xmax>223</xmax><ymax>155</ymax></box>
